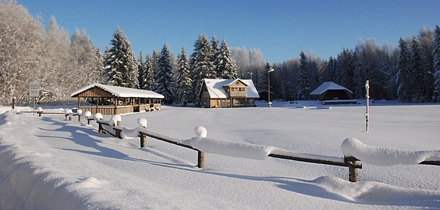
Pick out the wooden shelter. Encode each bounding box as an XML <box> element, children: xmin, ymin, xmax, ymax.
<box><xmin>71</xmin><ymin>83</ymin><xmax>164</xmax><ymax>115</ymax></box>
<box><xmin>309</xmin><ymin>82</ymin><xmax>353</xmax><ymax>101</ymax></box>
<box><xmin>199</xmin><ymin>79</ymin><xmax>259</xmax><ymax>108</ymax></box>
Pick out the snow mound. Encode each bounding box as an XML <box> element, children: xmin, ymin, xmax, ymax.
<box><xmin>341</xmin><ymin>138</ymin><xmax>437</xmax><ymax>166</ymax></box>
<box><xmin>74</xmin><ymin>177</ymin><xmax>109</xmax><ymax>189</ymax></box>
<box><xmin>313</xmin><ymin>176</ymin><xmax>440</xmax><ymax>204</ymax></box>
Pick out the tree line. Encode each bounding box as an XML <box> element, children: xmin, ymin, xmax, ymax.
<box><xmin>1</xmin><ymin>1</ymin><xmax>440</xmax><ymax>106</ymax></box>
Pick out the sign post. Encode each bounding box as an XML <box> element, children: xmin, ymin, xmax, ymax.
<box><xmin>29</xmin><ymin>82</ymin><xmax>40</xmax><ymax>115</ymax></box>
<box><xmin>365</xmin><ymin>80</ymin><xmax>370</xmax><ymax>132</ymax></box>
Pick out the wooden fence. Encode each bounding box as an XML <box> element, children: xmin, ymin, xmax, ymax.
<box><xmin>95</xmin><ymin>117</ymin><xmax>363</xmax><ymax>182</ymax></box>
<box><xmin>29</xmin><ymin>111</ymin><xmax>440</xmax><ymax>183</ymax></box>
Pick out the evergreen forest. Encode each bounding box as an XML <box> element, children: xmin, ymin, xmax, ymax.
<box><xmin>1</xmin><ymin>2</ymin><xmax>440</xmax><ymax>106</ymax></box>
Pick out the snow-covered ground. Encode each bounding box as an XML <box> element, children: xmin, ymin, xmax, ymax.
<box><xmin>1</xmin><ymin>100</ymin><xmax>440</xmax><ymax>209</ymax></box>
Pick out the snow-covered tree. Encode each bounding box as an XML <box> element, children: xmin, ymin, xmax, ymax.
<box><xmin>215</xmin><ymin>39</ymin><xmax>237</xmax><ymax>79</ymax></box>
<box><xmin>433</xmin><ymin>25</ymin><xmax>440</xmax><ymax>100</ymax></box>
<box><xmin>296</xmin><ymin>51</ymin><xmax>309</xmax><ymax>100</ymax></box>
<box><xmin>103</xmin><ymin>26</ymin><xmax>139</xmax><ymax>88</ymax></box>
<box><xmin>396</xmin><ymin>38</ymin><xmax>412</xmax><ymax>102</ymax></box>
<box><xmin>175</xmin><ymin>47</ymin><xmax>192</xmax><ymax>106</ymax></box>
<box><xmin>410</xmin><ymin>36</ymin><xmax>424</xmax><ymax>101</ymax></box>
<box><xmin>211</xmin><ymin>36</ymin><xmax>219</xmax><ymax>65</ymax></box>
<box><xmin>155</xmin><ymin>44</ymin><xmax>175</xmax><ymax>104</ymax></box>
<box><xmin>137</xmin><ymin>51</ymin><xmax>145</xmax><ymax>89</ymax></box>
<box><xmin>70</xmin><ymin>28</ymin><xmax>100</xmax><ymax>88</ymax></box>
<box><xmin>418</xmin><ymin>27</ymin><xmax>435</xmax><ymax>101</ymax></box>
<box><xmin>340</xmin><ymin>48</ymin><xmax>355</xmax><ymax>93</ymax></box>
<box><xmin>143</xmin><ymin>53</ymin><xmax>156</xmax><ymax>91</ymax></box>
<box><xmin>191</xmin><ymin>34</ymin><xmax>215</xmax><ymax>106</ymax></box>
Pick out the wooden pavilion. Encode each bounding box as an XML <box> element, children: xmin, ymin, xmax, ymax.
<box><xmin>71</xmin><ymin>83</ymin><xmax>164</xmax><ymax>115</ymax></box>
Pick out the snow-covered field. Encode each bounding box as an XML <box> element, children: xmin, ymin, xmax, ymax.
<box><xmin>0</xmin><ymin>100</ymin><xmax>439</xmax><ymax>209</ymax></box>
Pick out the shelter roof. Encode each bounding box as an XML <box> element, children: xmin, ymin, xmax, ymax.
<box><xmin>71</xmin><ymin>83</ymin><xmax>164</xmax><ymax>98</ymax></box>
<box><xmin>203</xmin><ymin>79</ymin><xmax>259</xmax><ymax>99</ymax></box>
<box><xmin>309</xmin><ymin>82</ymin><xmax>353</xmax><ymax>95</ymax></box>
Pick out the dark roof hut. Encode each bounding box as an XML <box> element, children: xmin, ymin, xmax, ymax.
<box><xmin>309</xmin><ymin>82</ymin><xmax>353</xmax><ymax>101</ymax></box>
<box><xmin>71</xmin><ymin>83</ymin><xmax>164</xmax><ymax>115</ymax></box>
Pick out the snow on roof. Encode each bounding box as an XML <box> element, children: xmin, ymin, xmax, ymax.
<box><xmin>71</xmin><ymin>83</ymin><xmax>164</xmax><ymax>98</ymax></box>
<box><xmin>309</xmin><ymin>81</ymin><xmax>352</xmax><ymax>95</ymax></box>
<box><xmin>203</xmin><ymin>79</ymin><xmax>259</xmax><ymax>99</ymax></box>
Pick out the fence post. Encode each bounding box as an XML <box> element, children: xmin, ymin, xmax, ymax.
<box><xmin>140</xmin><ymin>132</ymin><xmax>146</xmax><ymax>148</ymax></box>
<box><xmin>345</xmin><ymin>156</ymin><xmax>359</xmax><ymax>182</ymax></box>
<box><xmin>12</xmin><ymin>96</ymin><xmax>16</xmax><ymax>109</ymax></box>
<box><xmin>198</xmin><ymin>151</ymin><xmax>205</xmax><ymax>168</ymax></box>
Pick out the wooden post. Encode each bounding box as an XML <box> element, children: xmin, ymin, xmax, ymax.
<box><xmin>197</xmin><ymin>151</ymin><xmax>205</xmax><ymax>168</ymax></box>
<box><xmin>117</xmin><ymin>121</ymin><xmax>121</xmax><ymax>126</ymax></box>
<box><xmin>87</xmin><ymin>118</ymin><xmax>93</xmax><ymax>125</ymax></box>
<box><xmin>78</xmin><ymin>115</ymin><xmax>81</xmax><ymax>122</ymax></box>
<box><xmin>68</xmin><ymin>115</ymin><xmax>72</xmax><ymax>121</ymax></box>
<box><xmin>140</xmin><ymin>133</ymin><xmax>146</xmax><ymax>148</ymax></box>
<box><xmin>38</xmin><ymin>111</ymin><xmax>43</xmax><ymax>117</ymax></box>
<box><xmin>12</xmin><ymin>96</ymin><xmax>16</xmax><ymax>109</ymax></box>
<box><xmin>345</xmin><ymin>156</ymin><xmax>359</xmax><ymax>182</ymax></box>
<box><xmin>349</xmin><ymin>160</ymin><xmax>359</xmax><ymax>182</ymax></box>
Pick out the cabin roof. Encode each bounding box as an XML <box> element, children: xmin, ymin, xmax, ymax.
<box><xmin>71</xmin><ymin>83</ymin><xmax>164</xmax><ymax>98</ymax></box>
<box><xmin>203</xmin><ymin>79</ymin><xmax>259</xmax><ymax>99</ymax></box>
<box><xmin>309</xmin><ymin>81</ymin><xmax>353</xmax><ymax>95</ymax></box>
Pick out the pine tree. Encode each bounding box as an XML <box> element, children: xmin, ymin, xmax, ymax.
<box><xmin>215</xmin><ymin>39</ymin><xmax>237</xmax><ymax>79</ymax></box>
<box><xmin>418</xmin><ymin>27</ymin><xmax>435</xmax><ymax>101</ymax></box>
<box><xmin>103</xmin><ymin>26</ymin><xmax>138</xmax><ymax>88</ymax></box>
<box><xmin>324</xmin><ymin>57</ymin><xmax>337</xmax><ymax>82</ymax></box>
<box><xmin>137</xmin><ymin>51</ymin><xmax>145</xmax><ymax>89</ymax></box>
<box><xmin>411</xmin><ymin>36</ymin><xmax>424</xmax><ymax>101</ymax></box>
<box><xmin>191</xmin><ymin>34</ymin><xmax>215</xmax><ymax>106</ymax></box>
<box><xmin>155</xmin><ymin>44</ymin><xmax>175</xmax><ymax>104</ymax></box>
<box><xmin>175</xmin><ymin>47</ymin><xmax>192</xmax><ymax>106</ymax></box>
<box><xmin>433</xmin><ymin>25</ymin><xmax>440</xmax><ymax>100</ymax></box>
<box><xmin>341</xmin><ymin>48</ymin><xmax>355</xmax><ymax>92</ymax></box>
<box><xmin>94</xmin><ymin>47</ymin><xmax>104</xmax><ymax>84</ymax></box>
<box><xmin>396</xmin><ymin>38</ymin><xmax>412</xmax><ymax>102</ymax></box>
<box><xmin>143</xmin><ymin>53</ymin><xmax>156</xmax><ymax>91</ymax></box>
<box><xmin>297</xmin><ymin>51</ymin><xmax>309</xmax><ymax>100</ymax></box>
<box><xmin>211</xmin><ymin>36</ymin><xmax>219</xmax><ymax>66</ymax></box>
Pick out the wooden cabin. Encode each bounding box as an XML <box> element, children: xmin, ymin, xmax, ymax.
<box><xmin>199</xmin><ymin>79</ymin><xmax>259</xmax><ymax>108</ymax></box>
<box><xmin>71</xmin><ymin>83</ymin><xmax>164</xmax><ymax>115</ymax></box>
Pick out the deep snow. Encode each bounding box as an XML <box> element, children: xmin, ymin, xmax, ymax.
<box><xmin>0</xmin><ymin>100</ymin><xmax>439</xmax><ymax>209</ymax></box>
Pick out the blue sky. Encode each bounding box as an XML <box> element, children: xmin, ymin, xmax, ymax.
<box><xmin>18</xmin><ymin>0</ymin><xmax>439</xmax><ymax>63</ymax></box>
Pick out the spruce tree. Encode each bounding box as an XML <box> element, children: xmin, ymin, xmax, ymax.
<box><xmin>396</xmin><ymin>38</ymin><xmax>412</xmax><ymax>102</ymax></box>
<box><xmin>215</xmin><ymin>39</ymin><xmax>237</xmax><ymax>79</ymax></box>
<box><xmin>176</xmin><ymin>47</ymin><xmax>192</xmax><ymax>106</ymax></box>
<box><xmin>341</xmin><ymin>48</ymin><xmax>355</xmax><ymax>92</ymax></box>
<box><xmin>297</xmin><ymin>51</ymin><xmax>309</xmax><ymax>100</ymax></box>
<box><xmin>137</xmin><ymin>51</ymin><xmax>145</xmax><ymax>89</ymax></box>
<box><xmin>143</xmin><ymin>53</ymin><xmax>156</xmax><ymax>91</ymax></box>
<box><xmin>155</xmin><ymin>44</ymin><xmax>175</xmax><ymax>104</ymax></box>
<box><xmin>103</xmin><ymin>26</ymin><xmax>138</xmax><ymax>88</ymax></box>
<box><xmin>434</xmin><ymin>25</ymin><xmax>440</xmax><ymax>100</ymax></box>
<box><xmin>411</xmin><ymin>36</ymin><xmax>424</xmax><ymax>101</ymax></box>
<box><xmin>211</xmin><ymin>36</ymin><xmax>219</xmax><ymax>66</ymax></box>
<box><xmin>191</xmin><ymin>34</ymin><xmax>215</xmax><ymax>106</ymax></box>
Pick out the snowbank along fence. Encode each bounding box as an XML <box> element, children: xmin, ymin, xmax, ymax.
<box><xmin>90</xmin><ymin>113</ymin><xmax>363</xmax><ymax>182</ymax></box>
<box><xmin>31</xmin><ymin>109</ymin><xmax>440</xmax><ymax>183</ymax></box>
